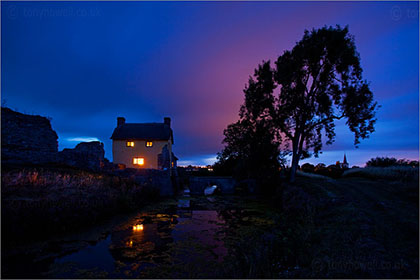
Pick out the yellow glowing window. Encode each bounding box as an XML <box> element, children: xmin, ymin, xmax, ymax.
<box><xmin>146</xmin><ymin>141</ymin><xmax>153</xmax><ymax>147</ymax></box>
<box><xmin>133</xmin><ymin>157</ymin><xmax>144</xmax><ymax>165</ymax></box>
<box><xmin>126</xmin><ymin>141</ymin><xmax>134</xmax><ymax>147</ymax></box>
<box><xmin>132</xmin><ymin>224</ymin><xmax>144</xmax><ymax>231</ymax></box>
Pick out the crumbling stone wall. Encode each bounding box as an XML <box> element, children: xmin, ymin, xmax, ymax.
<box><xmin>58</xmin><ymin>141</ymin><xmax>105</xmax><ymax>171</ymax></box>
<box><xmin>1</xmin><ymin>107</ymin><xmax>58</xmax><ymax>164</ymax></box>
<box><xmin>113</xmin><ymin>168</ymin><xmax>174</xmax><ymax>196</ymax></box>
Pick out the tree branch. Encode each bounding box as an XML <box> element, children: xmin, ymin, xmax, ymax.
<box><xmin>308</xmin><ymin>112</ymin><xmax>346</xmax><ymax>131</ymax></box>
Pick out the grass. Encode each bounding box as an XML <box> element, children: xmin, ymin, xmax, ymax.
<box><xmin>281</xmin><ymin>175</ymin><xmax>419</xmax><ymax>278</ymax></box>
<box><xmin>1</xmin><ymin>166</ymin><xmax>160</xmax><ymax>246</ymax></box>
<box><xmin>296</xmin><ymin>170</ymin><xmax>334</xmax><ymax>180</ymax></box>
<box><xmin>203</xmin><ymin>174</ymin><xmax>418</xmax><ymax>278</ymax></box>
<box><xmin>342</xmin><ymin>166</ymin><xmax>419</xmax><ymax>182</ymax></box>
<box><xmin>2</xmin><ymin>166</ymin><xmax>418</xmax><ymax>278</ymax></box>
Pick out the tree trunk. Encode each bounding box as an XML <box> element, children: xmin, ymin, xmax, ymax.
<box><xmin>290</xmin><ymin>151</ymin><xmax>299</xmax><ymax>183</ymax></box>
<box><xmin>289</xmin><ymin>136</ymin><xmax>300</xmax><ymax>183</ymax></box>
<box><xmin>290</xmin><ymin>127</ymin><xmax>306</xmax><ymax>183</ymax></box>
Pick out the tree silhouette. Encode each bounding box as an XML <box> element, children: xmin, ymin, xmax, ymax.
<box><xmin>219</xmin><ymin>25</ymin><xmax>378</xmax><ymax>184</ymax></box>
<box><xmin>217</xmin><ymin>61</ymin><xmax>281</xmax><ymax>189</ymax></box>
<box><xmin>275</xmin><ymin>25</ymin><xmax>378</xmax><ymax>182</ymax></box>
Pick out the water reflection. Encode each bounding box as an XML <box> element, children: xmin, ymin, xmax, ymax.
<box><xmin>132</xmin><ymin>224</ymin><xmax>143</xmax><ymax>231</ymax></box>
<box><xmin>50</xmin><ymin>199</ymin><xmax>227</xmax><ymax>278</ymax></box>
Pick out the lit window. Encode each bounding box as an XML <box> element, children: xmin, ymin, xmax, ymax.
<box><xmin>146</xmin><ymin>141</ymin><xmax>153</xmax><ymax>147</ymax></box>
<box><xmin>132</xmin><ymin>224</ymin><xmax>144</xmax><ymax>231</ymax></box>
<box><xmin>133</xmin><ymin>157</ymin><xmax>145</xmax><ymax>165</ymax></box>
<box><xmin>126</xmin><ymin>141</ymin><xmax>134</xmax><ymax>147</ymax></box>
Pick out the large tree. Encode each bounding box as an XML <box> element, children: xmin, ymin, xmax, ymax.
<box><xmin>219</xmin><ymin>25</ymin><xmax>378</xmax><ymax>183</ymax></box>
<box><xmin>216</xmin><ymin>61</ymin><xmax>281</xmax><ymax>188</ymax></box>
<box><xmin>275</xmin><ymin>25</ymin><xmax>378</xmax><ymax>181</ymax></box>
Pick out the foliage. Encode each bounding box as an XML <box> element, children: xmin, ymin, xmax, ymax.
<box><xmin>366</xmin><ymin>156</ymin><xmax>419</xmax><ymax>167</ymax></box>
<box><xmin>1</xmin><ymin>166</ymin><xmax>160</xmax><ymax>244</ymax></box>
<box><xmin>218</xmin><ymin>25</ymin><xmax>378</xmax><ymax>183</ymax></box>
<box><xmin>216</xmin><ymin>61</ymin><xmax>281</xmax><ymax>192</ymax></box>
<box><xmin>275</xmin><ymin>25</ymin><xmax>378</xmax><ymax>181</ymax></box>
<box><xmin>301</xmin><ymin>163</ymin><xmax>315</xmax><ymax>173</ymax></box>
<box><xmin>300</xmin><ymin>163</ymin><xmax>345</xmax><ymax>179</ymax></box>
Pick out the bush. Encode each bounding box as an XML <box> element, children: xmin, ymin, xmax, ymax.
<box><xmin>301</xmin><ymin>163</ymin><xmax>315</xmax><ymax>173</ymax></box>
<box><xmin>311</xmin><ymin>164</ymin><xmax>344</xmax><ymax>179</ymax></box>
<box><xmin>326</xmin><ymin>165</ymin><xmax>344</xmax><ymax>178</ymax></box>
<box><xmin>366</xmin><ymin>157</ymin><xmax>419</xmax><ymax>167</ymax></box>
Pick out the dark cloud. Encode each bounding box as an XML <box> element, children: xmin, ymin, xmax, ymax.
<box><xmin>2</xmin><ymin>1</ymin><xmax>418</xmax><ymax>165</ymax></box>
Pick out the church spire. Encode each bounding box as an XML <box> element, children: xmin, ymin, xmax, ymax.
<box><xmin>343</xmin><ymin>153</ymin><xmax>348</xmax><ymax>165</ymax></box>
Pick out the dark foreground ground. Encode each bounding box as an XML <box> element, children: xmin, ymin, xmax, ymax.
<box><xmin>2</xmin><ymin>171</ymin><xmax>419</xmax><ymax>278</ymax></box>
<box><xmin>285</xmin><ymin>175</ymin><xmax>418</xmax><ymax>278</ymax></box>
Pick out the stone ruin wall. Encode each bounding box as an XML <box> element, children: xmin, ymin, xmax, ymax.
<box><xmin>1</xmin><ymin>107</ymin><xmax>58</xmax><ymax>164</ymax></box>
<box><xmin>1</xmin><ymin>107</ymin><xmax>106</xmax><ymax>171</ymax></box>
<box><xmin>1</xmin><ymin>107</ymin><xmax>175</xmax><ymax>195</ymax></box>
<box><xmin>58</xmin><ymin>141</ymin><xmax>105</xmax><ymax>171</ymax></box>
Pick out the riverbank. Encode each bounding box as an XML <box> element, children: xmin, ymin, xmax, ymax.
<box><xmin>1</xmin><ymin>164</ymin><xmax>161</xmax><ymax>248</ymax></box>
<box><xmin>2</xmin><ymin>173</ymin><xmax>418</xmax><ymax>278</ymax></box>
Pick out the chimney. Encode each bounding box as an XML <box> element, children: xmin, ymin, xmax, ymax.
<box><xmin>164</xmin><ymin>117</ymin><xmax>171</xmax><ymax>127</ymax></box>
<box><xmin>117</xmin><ymin>117</ymin><xmax>125</xmax><ymax>126</ymax></box>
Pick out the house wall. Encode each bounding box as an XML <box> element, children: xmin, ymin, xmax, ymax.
<box><xmin>112</xmin><ymin>139</ymin><xmax>172</xmax><ymax>169</ymax></box>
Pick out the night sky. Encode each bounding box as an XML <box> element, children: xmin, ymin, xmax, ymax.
<box><xmin>2</xmin><ymin>1</ymin><xmax>419</xmax><ymax>167</ymax></box>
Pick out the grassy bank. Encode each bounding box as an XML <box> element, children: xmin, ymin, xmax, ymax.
<box><xmin>1</xmin><ymin>165</ymin><xmax>160</xmax><ymax>246</ymax></box>
<box><xmin>342</xmin><ymin>166</ymin><xmax>419</xmax><ymax>182</ymax></box>
<box><xmin>2</xmin><ymin>165</ymin><xmax>418</xmax><ymax>278</ymax></box>
<box><xmin>136</xmin><ymin>174</ymin><xmax>418</xmax><ymax>278</ymax></box>
<box><xmin>280</xmin><ymin>174</ymin><xmax>419</xmax><ymax>278</ymax></box>
<box><xmin>170</xmin><ymin>176</ymin><xmax>418</xmax><ymax>278</ymax></box>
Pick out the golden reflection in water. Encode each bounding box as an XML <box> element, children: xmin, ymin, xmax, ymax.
<box><xmin>133</xmin><ymin>224</ymin><xmax>144</xmax><ymax>231</ymax></box>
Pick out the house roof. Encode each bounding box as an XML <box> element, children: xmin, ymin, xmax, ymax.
<box><xmin>110</xmin><ymin>123</ymin><xmax>173</xmax><ymax>143</ymax></box>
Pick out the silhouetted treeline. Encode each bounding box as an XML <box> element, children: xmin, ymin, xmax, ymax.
<box><xmin>366</xmin><ymin>157</ymin><xmax>419</xmax><ymax>168</ymax></box>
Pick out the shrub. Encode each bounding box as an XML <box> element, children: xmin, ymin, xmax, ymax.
<box><xmin>326</xmin><ymin>165</ymin><xmax>344</xmax><ymax>178</ymax></box>
<box><xmin>366</xmin><ymin>157</ymin><xmax>419</xmax><ymax>168</ymax></box>
<box><xmin>311</xmin><ymin>164</ymin><xmax>344</xmax><ymax>179</ymax></box>
<box><xmin>301</xmin><ymin>163</ymin><xmax>315</xmax><ymax>173</ymax></box>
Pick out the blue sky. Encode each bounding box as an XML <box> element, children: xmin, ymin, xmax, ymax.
<box><xmin>2</xmin><ymin>1</ymin><xmax>418</xmax><ymax>167</ymax></box>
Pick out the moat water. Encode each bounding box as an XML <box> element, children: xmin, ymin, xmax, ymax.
<box><xmin>50</xmin><ymin>209</ymin><xmax>227</xmax><ymax>278</ymax></box>
<box><xmin>5</xmin><ymin>191</ymin><xmax>272</xmax><ymax>278</ymax></box>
